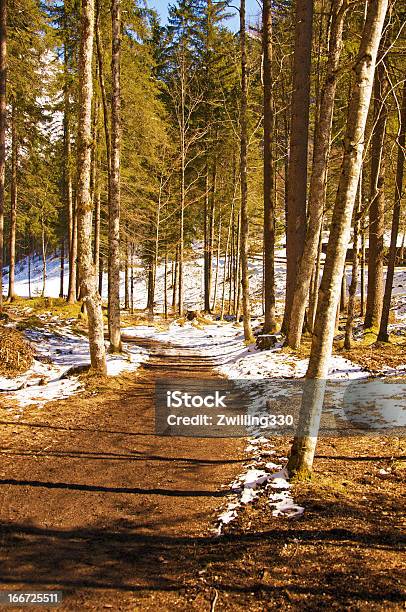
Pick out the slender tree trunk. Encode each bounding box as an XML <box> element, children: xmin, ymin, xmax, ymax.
<box><xmin>378</xmin><ymin>79</ymin><xmax>406</xmax><ymax>341</ymax></box>
<box><xmin>287</xmin><ymin>0</ymin><xmax>388</xmax><ymax>479</ymax></box>
<box><xmin>178</xmin><ymin>125</ymin><xmax>185</xmax><ymax>316</ymax></box>
<box><xmin>263</xmin><ymin>0</ymin><xmax>276</xmax><ymax>333</ymax></box>
<box><xmin>212</xmin><ymin>207</ymin><xmax>221</xmax><ymax>312</ymax></box>
<box><xmin>59</xmin><ymin>239</ymin><xmax>65</xmax><ymax>298</ymax></box>
<box><xmin>208</xmin><ymin>165</ymin><xmax>217</xmax><ymax>310</ymax></box>
<box><xmin>282</xmin><ymin>0</ymin><xmax>313</xmax><ymax>334</ymax></box>
<box><xmin>172</xmin><ymin>247</ymin><xmax>178</xmax><ymax>312</ymax></box>
<box><xmin>95</xmin><ymin>4</ymin><xmax>111</xmax><ymax>177</ymax></box>
<box><xmin>340</xmin><ymin>265</ymin><xmax>347</xmax><ymax>311</ymax></box>
<box><xmin>95</xmin><ymin>2</ymin><xmax>111</xmax><ymax>313</ymax></box>
<box><xmin>124</xmin><ymin>239</ymin><xmax>129</xmax><ymax>310</ymax></box>
<box><xmin>77</xmin><ymin>0</ymin><xmax>107</xmax><ymax>374</ymax></box>
<box><xmin>164</xmin><ymin>249</ymin><xmax>168</xmax><ymax>319</ymax></box>
<box><xmin>28</xmin><ymin>243</ymin><xmax>31</xmax><ymax>299</ymax></box>
<box><xmin>229</xmin><ymin>207</ymin><xmax>235</xmax><ymax>314</ymax></box>
<box><xmin>204</xmin><ymin>169</ymin><xmax>211</xmax><ymax>312</ymax></box>
<box><xmin>94</xmin><ymin>191</ymin><xmax>101</xmax><ymax>279</ymax></box>
<box><xmin>239</xmin><ymin>0</ymin><xmax>253</xmax><ymax>341</ymax></box>
<box><xmin>108</xmin><ymin>0</ymin><xmax>122</xmax><ymax>352</ymax></box>
<box><xmin>41</xmin><ymin>220</ymin><xmax>46</xmax><ymax>297</ymax></box>
<box><xmin>221</xmin><ymin>176</ymin><xmax>236</xmax><ymax>320</ymax></box>
<box><xmin>308</xmin><ymin>222</ymin><xmax>323</xmax><ymax>332</ymax></box>
<box><xmin>360</xmin><ymin>219</ymin><xmax>366</xmax><ymax>315</ymax></box>
<box><xmin>67</xmin><ymin>203</ymin><xmax>77</xmax><ymax>303</ymax></box>
<box><xmin>345</xmin><ymin>177</ymin><xmax>362</xmax><ymax>349</ymax></box>
<box><xmin>287</xmin><ymin>0</ymin><xmax>346</xmax><ymax>348</ymax></box>
<box><xmin>0</xmin><ymin>0</ymin><xmax>6</xmax><ymax>310</ymax></box>
<box><xmin>64</xmin><ymin>30</ymin><xmax>76</xmax><ymax>305</ymax></box>
<box><xmin>98</xmin><ymin>253</ymin><xmax>103</xmax><ymax>296</ymax></box>
<box><xmin>93</xmin><ymin>100</ymin><xmax>101</xmax><ymax>281</ymax></box>
<box><xmin>8</xmin><ymin>102</ymin><xmax>17</xmax><ymax>301</ymax></box>
<box><xmin>130</xmin><ymin>243</ymin><xmax>134</xmax><ymax>314</ymax></box>
<box><xmin>234</xmin><ymin>209</ymin><xmax>241</xmax><ymax>316</ymax></box>
<box><xmin>365</xmin><ymin>59</ymin><xmax>388</xmax><ymax>329</ymax></box>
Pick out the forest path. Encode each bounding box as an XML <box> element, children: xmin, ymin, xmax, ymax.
<box><xmin>0</xmin><ymin>338</ymin><xmax>246</xmax><ymax>611</ymax></box>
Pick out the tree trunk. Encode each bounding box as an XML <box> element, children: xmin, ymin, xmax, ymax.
<box><xmin>360</xmin><ymin>220</ymin><xmax>366</xmax><ymax>315</ymax></box>
<box><xmin>64</xmin><ymin>27</ymin><xmax>76</xmax><ymax>305</ymax></box>
<box><xmin>239</xmin><ymin>0</ymin><xmax>253</xmax><ymax>341</ymax></box>
<box><xmin>287</xmin><ymin>0</ymin><xmax>346</xmax><ymax>348</ymax></box>
<box><xmin>287</xmin><ymin>0</ymin><xmax>388</xmax><ymax>479</ymax></box>
<box><xmin>307</xmin><ymin>222</ymin><xmax>323</xmax><ymax>333</ymax></box>
<box><xmin>365</xmin><ymin>59</ymin><xmax>388</xmax><ymax>329</ymax></box>
<box><xmin>172</xmin><ymin>246</ymin><xmax>178</xmax><ymax>312</ymax></box>
<box><xmin>41</xmin><ymin>219</ymin><xmax>47</xmax><ymax>298</ymax></box>
<box><xmin>0</xmin><ymin>0</ymin><xmax>6</xmax><ymax>311</ymax></box>
<box><xmin>8</xmin><ymin>102</ymin><xmax>17</xmax><ymax>301</ymax></box>
<box><xmin>340</xmin><ymin>265</ymin><xmax>347</xmax><ymax>312</ymax></box>
<box><xmin>282</xmin><ymin>0</ymin><xmax>313</xmax><ymax>334</ymax></box>
<box><xmin>124</xmin><ymin>238</ymin><xmax>129</xmax><ymax>310</ymax></box>
<box><xmin>178</xmin><ymin>91</ymin><xmax>186</xmax><ymax>318</ymax></box>
<box><xmin>130</xmin><ymin>243</ymin><xmax>134</xmax><ymax>314</ymax></box>
<box><xmin>28</xmin><ymin>243</ymin><xmax>31</xmax><ymax>299</ymax></box>
<box><xmin>212</xmin><ymin>207</ymin><xmax>221</xmax><ymax>313</ymax></box>
<box><xmin>77</xmin><ymin>0</ymin><xmax>107</xmax><ymax>374</ymax></box>
<box><xmin>67</xmin><ymin>202</ymin><xmax>77</xmax><ymax>304</ymax></box>
<box><xmin>344</xmin><ymin>177</ymin><xmax>362</xmax><ymax>349</ymax></box>
<box><xmin>164</xmin><ymin>249</ymin><xmax>168</xmax><ymax>319</ymax></box>
<box><xmin>221</xmin><ymin>177</ymin><xmax>236</xmax><ymax>320</ymax></box>
<box><xmin>108</xmin><ymin>0</ymin><xmax>122</xmax><ymax>352</ymax></box>
<box><xmin>59</xmin><ymin>239</ymin><xmax>65</xmax><ymax>298</ymax></box>
<box><xmin>98</xmin><ymin>253</ymin><xmax>103</xmax><ymax>297</ymax></box>
<box><xmin>94</xmin><ymin>191</ymin><xmax>101</xmax><ymax>280</ymax></box>
<box><xmin>263</xmin><ymin>0</ymin><xmax>276</xmax><ymax>333</ymax></box>
<box><xmin>378</xmin><ymin>79</ymin><xmax>406</xmax><ymax>342</ymax></box>
<box><xmin>203</xmin><ymin>169</ymin><xmax>211</xmax><ymax>312</ymax></box>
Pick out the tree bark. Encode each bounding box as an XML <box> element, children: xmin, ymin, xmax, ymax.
<box><xmin>8</xmin><ymin>102</ymin><xmax>17</xmax><ymax>301</ymax></box>
<box><xmin>344</xmin><ymin>176</ymin><xmax>362</xmax><ymax>349</ymax></box>
<box><xmin>108</xmin><ymin>0</ymin><xmax>122</xmax><ymax>352</ymax></box>
<box><xmin>365</xmin><ymin>59</ymin><xmax>388</xmax><ymax>329</ymax></box>
<box><xmin>130</xmin><ymin>243</ymin><xmax>134</xmax><ymax>314</ymax></box>
<box><xmin>64</xmin><ymin>22</ymin><xmax>76</xmax><ymax>305</ymax></box>
<box><xmin>59</xmin><ymin>239</ymin><xmax>65</xmax><ymax>298</ymax></box>
<box><xmin>172</xmin><ymin>246</ymin><xmax>178</xmax><ymax>312</ymax></box>
<box><xmin>0</xmin><ymin>0</ymin><xmax>6</xmax><ymax>311</ymax></box>
<box><xmin>263</xmin><ymin>0</ymin><xmax>276</xmax><ymax>333</ymax></box>
<box><xmin>287</xmin><ymin>0</ymin><xmax>347</xmax><ymax>349</ymax></box>
<box><xmin>282</xmin><ymin>0</ymin><xmax>313</xmax><ymax>334</ymax></box>
<box><xmin>94</xmin><ymin>191</ymin><xmax>101</xmax><ymax>280</ymax></box>
<box><xmin>378</xmin><ymin>79</ymin><xmax>406</xmax><ymax>342</ymax></box>
<box><xmin>164</xmin><ymin>249</ymin><xmax>168</xmax><ymax>319</ymax></box>
<box><xmin>287</xmin><ymin>0</ymin><xmax>388</xmax><ymax>479</ymax></box>
<box><xmin>41</xmin><ymin>218</ymin><xmax>47</xmax><ymax>297</ymax></box>
<box><xmin>239</xmin><ymin>0</ymin><xmax>253</xmax><ymax>341</ymax></box>
<box><xmin>212</xmin><ymin>206</ymin><xmax>221</xmax><ymax>312</ymax></box>
<box><xmin>77</xmin><ymin>0</ymin><xmax>107</xmax><ymax>374</ymax></box>
<box><xmin>221</xmin><ymin>174</ymin><xmax>236</xmax><ymax>320</ymax></box>
<box><xmin>124</xmin><ymin>239</ymin><xmax>129</xmax><ymax>310</ymax></box>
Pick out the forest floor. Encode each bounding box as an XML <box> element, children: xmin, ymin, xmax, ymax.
<box><xmin>0</xmin><ymin>302</ymin><xmax>404</xmax><ymax>610</ymax></box>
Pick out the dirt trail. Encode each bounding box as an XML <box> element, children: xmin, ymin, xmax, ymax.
<box><xmin>0</xmin><ymin>340</ymin><xmax>246</xmax><ymax>611</ymax></box>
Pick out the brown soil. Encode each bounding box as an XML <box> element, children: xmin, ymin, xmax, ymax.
<box><xmin>0</xmin><ymin>349</ymin><xmax>404</xmax><ymax>610</ymax></box>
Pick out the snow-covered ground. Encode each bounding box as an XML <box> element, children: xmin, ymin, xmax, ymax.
<box><xmin>5</xmin><ymin>250</ymin><xmax>405</xmax><ymax>320</ymax></box>
<box><xmin>215</xmin><ymin>437</ymin><xmax>304</xmax><ymax>536</ymax></box>
<box><xmin>0</xmin><ymin>315</ymin><xmax>148</xmax><ymax>415</ymax></box>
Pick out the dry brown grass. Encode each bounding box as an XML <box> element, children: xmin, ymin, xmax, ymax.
<box><xmin>0</xmin><ymin>327</ymin><xmax>34</xmax><ymax>377</ymax></box>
